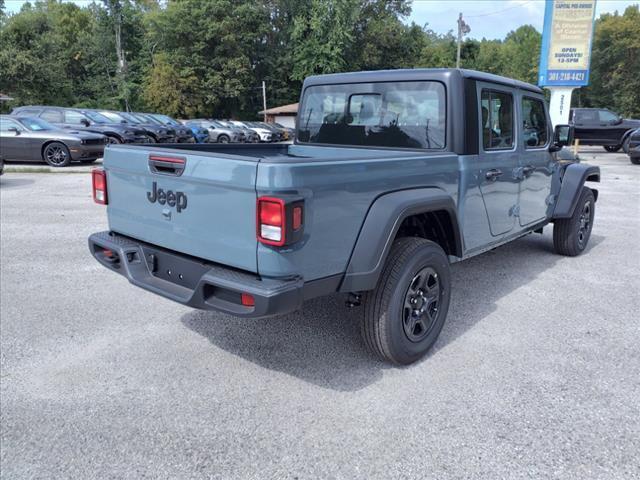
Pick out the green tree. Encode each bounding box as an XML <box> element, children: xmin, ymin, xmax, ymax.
<box><xmin>577</xmin><ymin>5</ymin><xmax>640</xmax><ymax>117</ymax></box>
<box><xmin>290</xmin><ymin>0</ymin><xmax>360</xmax><ymax>81</ymax></box>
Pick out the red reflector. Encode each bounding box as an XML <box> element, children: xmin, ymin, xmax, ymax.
<box><xmin>103</xmin><ymin>249</ymin><xmax>114</xmax><ymax>258</ymax></box>
<box><xmin>241</xmin><ymin>293</ymin><xmax>255</xmax><ymax>307</ymax></box>
<box><xmin>292</xmin><ymin>206</ymin><xmax>303</xmax><ymax>230</ymax></box>
<box><xmin>92</xmin><ymin>168</ymin><xmax>108</xmax><ymax>205</ymax></box>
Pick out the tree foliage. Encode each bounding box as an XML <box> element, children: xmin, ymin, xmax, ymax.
<box><xmin>0</xmin><ymin>1</ymin><xmax>638</xmax><ymax>118</ymax></box>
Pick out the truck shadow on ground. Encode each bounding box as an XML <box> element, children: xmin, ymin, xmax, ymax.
<box><xmin>182</xmin><ymin>232</ymin><xmax>604</xmax><ymax>392</ymax></box>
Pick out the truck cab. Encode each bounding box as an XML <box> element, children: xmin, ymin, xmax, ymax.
<box><xmin>89</xmin><ymin>69</ymin><xmax>599</xmax><ymax>364</ymax></box>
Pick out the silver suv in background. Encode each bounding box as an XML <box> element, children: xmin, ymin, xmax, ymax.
<box><xmin>229</xmin><ymin>120</ymin><xmax>274</xmax><ymax>142</ymax></box>
<box><xmin>186</xmin><ymin>120</ymin><xmax>244</xmax><ymax>143</ymax></box>
<box><xmin>217</xmin><ymin>120</ymin><xmax>260</xmax><ymax>143</ymax></box>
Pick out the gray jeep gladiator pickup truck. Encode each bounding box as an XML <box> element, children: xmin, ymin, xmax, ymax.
<box><xmin>89</xmin><ymin>69</ymin><xmax>600</xmax><ymax>365</ymax></box>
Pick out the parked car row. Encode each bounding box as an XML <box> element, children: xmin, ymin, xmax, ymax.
<box><xmin>1</xmin><ymin>104</ymin><xmax>294</xmax><ymax>167</ymax></box>
<box><xmin>182</xmin><ymin>119</ymin><xmax>294</xmax><ymax>143</ymax></box>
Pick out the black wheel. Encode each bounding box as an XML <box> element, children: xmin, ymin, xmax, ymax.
<box><xmin>106</xmin><ymin>136</ymin><xmax>121</xmax><ymax>145</ymax></box>
<box><xmin>146</xmin><ymin>135</ymin><xmax>157</xmax><ymax>143</ymax></box>
<box><xmin>361</xmin><ymin>237</ymin><xmax>451</xmax><ymax>365</ymax></box>
<box><xmin>603</xmin><ymin>145</ymin><xmax>621</xmax><ymax>152</ymax></box>
<box><xmin>218</xmin><ymin>134</ymin><xmax>230</xmax><ymax>144</ymax></box>
<box><xmin>553</xmin><ymin>187</ymin><xmax>595</xmax><ymax>256</ymax></box>
<box><xmin>42</xmin><ymin>142</ymin><xmax>71</xmax><ymax>167</ymax></box>
<box><xmin>631</xmin><ymin>156</ymin><xmax>640</xmax><ymax>165</ymax></box>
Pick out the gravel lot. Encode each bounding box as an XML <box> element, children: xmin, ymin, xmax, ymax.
<box><xmin>1</xmin><ymin>148</ymin><xmax>639</xmax><ymax>479</ymax></box>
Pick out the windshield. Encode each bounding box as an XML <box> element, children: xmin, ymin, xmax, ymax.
<box><xmin>118</xmin><ymin>112</ymin><xmax>141</xmax><ymax>124</ymax></box>
<box><xmin>100</xmin><ymin>111</ymin><xmax>127</xmax><ymax>123</ymax></box>
<box><xmin>297</xmin><ymin>81</ymin><xmax>446</xmax><ymax>149</ymax></box>
<box><xmin>136</xmin><ymin>113</ymin><xmax>162</xmax><ymax>125</ymax></box>
<box><xmin>151</xmin><ymin>114</ymin><xmax>179</xmax><ymax>126</ymax></box>
<box><xmin>212</xmin><ymin>121</ymin><xmax>227</xmax><ymax>128</ymax></box>
<box><xmin>19</xmin><ymin>117</ymin><xmax>56</xmax><ymax>131</ymax></box>
<box><xmin>84</xmin><ymin>111</ymin><xmax>113</xmax><ymax>124</ymax></box>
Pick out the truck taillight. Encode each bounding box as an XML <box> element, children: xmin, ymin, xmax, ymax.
<box><xmin>257</xmin><ymin>197</ymin><xmax>286</xmax><ymax>246</ymax></box>
<box><xmin>92</xmin><ymin>168</ymin><xmax>108</xmax><ymax>205</ymax></box>
<box><xmin>257</xmin><ymin>196</ymin><xmax>304</xmax><ymax>247</ymax></box>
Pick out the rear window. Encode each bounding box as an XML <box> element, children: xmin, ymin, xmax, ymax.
<box><xmin>297</xmin><ymin>81</ymin><xmax>446</xmax><ymax>149</ymax></box>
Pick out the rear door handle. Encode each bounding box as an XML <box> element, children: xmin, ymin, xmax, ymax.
<box><xmin>485</xmin><ymin>169</ymin><xmax>503</xmax><ymax>180</ymax></box>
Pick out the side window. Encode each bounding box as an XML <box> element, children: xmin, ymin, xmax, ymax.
<box><xmin>598</xmin><ymin>110</ymin><xmax>618</xmax><ymax>123</ymax></box>
<box><xmin>41</xmin><ymin>109</ymin><xmax>63</xmax><ymax>123</ymax></box>
<box><xmin>522</xmin><ymin>97</ymin><xmax>548</xmax><ymax>148</ymax></box>
<box><xmin>575</xmin><ymin>110</ymin><xmax>597</xmax><ymax>123</ymax></box>
<box><xmin>1</xmin><ymin>118</ymin><xmax>22</xmax><ymax>132</ymax></box>
<box><xmin>65</xmin><ymin>110</ymin><xmax>87</xmax><ymax>124</ymax></box>
<box><xmin>16</xmin><ymin>108</ymin><xmax>40</xmax><ymax>117</ymax></box>
<box><xmin>481</xmin><ymin>90</ymin><xmax>514</xmax><ymax>150</ymax></box>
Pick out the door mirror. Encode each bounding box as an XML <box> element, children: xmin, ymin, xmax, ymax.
<box><xmin>614</xmin><ymin>116</ymin><xmax>623</xmax><ymax>125</ymax></box>
<box><xmin>550</xmin><ymin>124</ymin><xmax>573</xmax><ymax>152</ymax></box>
<box><xmin>81</xmin><ymin>119</ymin><xmax>90</xmax><ymax>127</ymax></box>
<box><xmin>8</xmin><ymin>127</ymin><xmax>21</xmax><ymax>135</ymax></box>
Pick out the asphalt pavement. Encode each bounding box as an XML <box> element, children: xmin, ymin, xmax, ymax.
<box><xmin>1</xmin><ymin>148</ymin><xmax>639</xmax><ymax>479</ymax></box>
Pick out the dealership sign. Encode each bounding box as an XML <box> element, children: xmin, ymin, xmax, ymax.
<box><xmin>538</xmin><ymin>0</ymin><xmax>597</xmax><ymax>87</ymax></box>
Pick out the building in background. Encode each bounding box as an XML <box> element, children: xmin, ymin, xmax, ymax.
<box><xmin>259</xmin><ymin>102</ymin><xmax>298</xmax><ymax>129</ymax></box>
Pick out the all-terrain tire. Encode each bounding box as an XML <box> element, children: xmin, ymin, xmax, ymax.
<box><xmin>361</xmin><ymin>237</ymin><xmax>451</xmax><ymax>365</ymax></box>
<box><xmin>553</xmin><ymin>187</ymin><xmax>595</xmax><ymax>256</ymax></box>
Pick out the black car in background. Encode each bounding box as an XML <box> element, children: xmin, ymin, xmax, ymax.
<box><xmin>627</xmin><ymin>128</ymin><xmax>640</xmax><ymax>165</ymax></box>
<box><xmin>0</xmin><ymin>115</ymin><xmax>106</xmax><ymax>167</ymax></box>
<box><xmin>92</xmin><ymin>110</ymin><xmax>176</xmax><ymax>143</ymax></box>
<box><xmin>570</xmin><ymin>108</ymin><xmax>640</xmax><ymax>152</ymax></box>
<box><xmin>139</xmin><ymin>113</ymin><xmax>194</xmax><ymax>143</ymax></box>
<box><xmin>11</xmin><ymin>106</ymin><xmax>149</xmax><ymax>144</ymax></box>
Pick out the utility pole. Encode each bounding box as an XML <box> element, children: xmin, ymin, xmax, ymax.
<box><xmin>456</xmin><ymin>13</ymin><xmax>471</xmax><ymax>69</ymax></box>
<box><xmin>261</xmin><ymin>81</ymin><xmax>267</xmax><ymax>122</ymax></box>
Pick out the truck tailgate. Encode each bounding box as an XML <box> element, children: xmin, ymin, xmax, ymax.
<box><xmin>104</xmin><ymin>146</ymin><xmax>259</xmax><ymax>272</ymax></box>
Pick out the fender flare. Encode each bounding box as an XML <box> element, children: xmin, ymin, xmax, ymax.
<box><xmin>339</xmin><ymin>188</ymin><xmax>462</xmax><ymax>293</ymax></box>
<box><xmin>552</xmin><ymin>163</ymin><xmax>600</xmax><ymax>219</ymax></box>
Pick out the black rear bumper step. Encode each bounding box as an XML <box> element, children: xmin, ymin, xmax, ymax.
<box><xmin>88</xmin><ymin>231</ymin><xmax>304</xmax><ymax>318</ymax></box>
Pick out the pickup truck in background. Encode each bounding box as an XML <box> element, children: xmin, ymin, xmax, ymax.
<box><xmin>569</xmin><ymin>107</ymin><xmax>640</xmax><ymax>152</ymax></box>
<box><xmin>89</xmin><ymin>69</ymin><xmax>600</xmax><ymax>365</ymax></box>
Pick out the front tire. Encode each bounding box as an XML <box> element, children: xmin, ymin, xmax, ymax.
<box><xmin>631</xmin><ymin>156</ymin><xmax>640</xmax><ymax>165</ymax></box>
<box><xmin>553</xmin><ymin>187</ymin><xmax>595</xmax><ymax>256</ymax></box>
<box><xmin>217</xmin><ymin>134</ymin><xmax>230</xmax><ymax>144</ymax></box>
<box><xmin>42</xmin><ymin>142</ymin><xmax>71</xmax><ymax>167</ymax></box>
<box><xmin>361</xmin><ymin>238</ymin><xmax>451</xmax><ymax>365</ymax></box>
<box><xmin>604</xmin><ymin>145</ymin><xmax>621</xmax><ymax>152</ymax></box>
<box><xmin>106</xmin><ymin>136</ymin><xmax>121</xmax><ymax>145</ymax></box>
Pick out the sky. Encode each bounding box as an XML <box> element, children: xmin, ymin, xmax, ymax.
<box><xmin>2</xmin><ymin>0</ymin><xmax>638</xmax><ymax>40</ymax></box>
<box><xmin>407</xmin><ymin>0</ymin><xmax>637</xmax><ymax>39</ymax></box>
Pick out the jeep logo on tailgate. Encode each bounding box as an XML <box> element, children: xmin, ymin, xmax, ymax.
<box><xmin>147</xmin><ymin>181</ymin><xmax>188</xmax><ymax>212</ymax></box>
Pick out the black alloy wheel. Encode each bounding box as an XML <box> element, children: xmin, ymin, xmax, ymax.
<box><xmin>43</xmin><ymin>142</ymin><xmax>71</xmax><ymax>167</ymax></box>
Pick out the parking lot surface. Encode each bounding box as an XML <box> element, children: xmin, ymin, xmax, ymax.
<box><xmin>1</xmin><ymin>149</ymin><xmax>639</xmax><ymax>479</ymax></box>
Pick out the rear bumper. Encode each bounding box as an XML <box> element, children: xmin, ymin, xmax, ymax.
<box><xmin>88</xmin><ymin>231</ymin><xmax>304</xmax><ymax>318</ymax></box>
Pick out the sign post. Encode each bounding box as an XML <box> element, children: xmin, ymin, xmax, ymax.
<box><xmin>538</xmin><ymin>0</ymin><xmax>597</xmax><ymax>126</ymax></box>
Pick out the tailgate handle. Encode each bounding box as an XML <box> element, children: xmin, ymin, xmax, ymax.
<box><xmin>149</xmin><ymin>155</ymin><xmax>186</xmax><ymax>176</ymax></box>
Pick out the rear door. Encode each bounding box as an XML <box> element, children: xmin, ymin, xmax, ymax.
<box><xmin>573</xmin><ymin>109</ymin><xmax>600</xmax><ymax>143</ymax></box>
<box><xmin>518</xmin><ymin>94</ymin><xmax>554</xmax><ymax>226</ymax></box>
<box><xmin>476</xmin><ymin>84</ymin><xmax>520</xmax><ymax>237</ymax></box>
<box><xmin>104</xmin><ymin>146</ymin><xmax>259</xmax><ymax>272</ymax></box>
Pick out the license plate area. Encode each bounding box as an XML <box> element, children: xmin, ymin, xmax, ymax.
<box><xmin>142</xmin><ymin>245</ymin><xmax>209</xmax><ymax>290</ymax></box>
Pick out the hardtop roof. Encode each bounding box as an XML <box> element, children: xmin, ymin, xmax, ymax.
<box><xmin>303</xmin><ymin>68</ymin><xmax>543</xmax><ymax>94</ymax></box>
